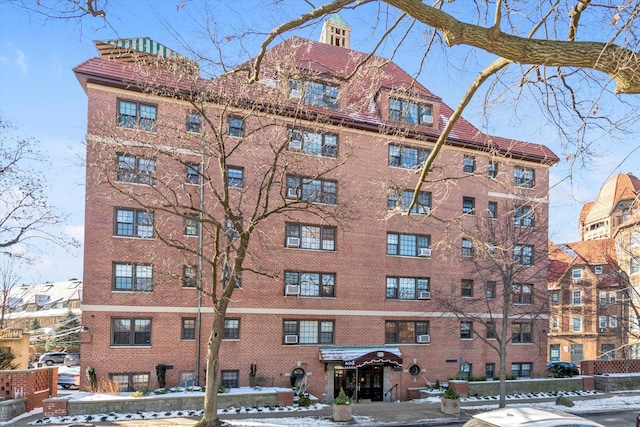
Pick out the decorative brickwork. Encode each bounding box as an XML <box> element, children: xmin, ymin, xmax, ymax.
<box><xmin>580</xmin><ymin>359</ymin><xmax>640</xmax><ymax>375</ymax></box>
<box><xmin>0</xmin><ymin>368</ymin><xmax>57</xmax><ymax>412</ymax></box>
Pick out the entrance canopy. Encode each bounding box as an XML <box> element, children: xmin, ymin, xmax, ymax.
<box><xmin>319</xmin><ymin>346</ymin><xmax>402</xmax><ymax>368</ymax></box>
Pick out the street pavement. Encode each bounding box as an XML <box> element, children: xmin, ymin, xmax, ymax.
<box><xmin>8</xmin><ymin>391</ymin><xmax>638</xmax><ymax>427</ymax></box>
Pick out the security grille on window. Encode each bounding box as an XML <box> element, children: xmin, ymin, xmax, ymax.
<box><xmin>228</xmin><ymin>117</ymin><xmax>244</xmax><ymax>137</ymax></box>
<box><xmin>514</xmin><ymin>167</ymin><xmax>535</xmax><ymax>188</ymax></box>
<box><xmin>512</xmin><ymin>283</ymin><xmax>533</xmax><ymax>304</ymax></box>
<box><xmin>514</xmin><ymin>205</ymin><xmax>534</xmax><ymax>227</ymax></box>
<box><xmin>387</xmin><ymin>189</ymin><xmax>431</xmax><ymax>214</ymax></box>
<box><xmin>462</xmin><ymin>238</ymin><xmax>473</xmax><ymax>257</ymax></box>
<box><xmin>285</xmin><ymin>223</ymin><xmax>336</xmax><ymax>251</ymax></box>
<box><xmin>287</xmin><ymin>128</ymin><xmax>338</xmax><ymax>157</ymax></box>
<box><xmin>389</xmin><ymin>98</ymin><xmax>433</xmax><ymax>125</ymax></box>
<box><xmin>385</xmin><ymin>320</ymin><xmax>429</xmax><ymax>343</ymax></box>
<box><xmin>116</xmin><ymin>154</ymin><xmax>156</xmax><ymax>185</ymax></box>
<box><xmin>186</xmin><ymin>163</ymin><xmax>200</xmax><ymax>184</ymax></box>
<box><xmin>117</xmin><ymin>100</ymin><xmax>157</xmax><ymax>131</ymax></box>
<box><xmin>283</xmin><ymin>320</ymin><xmax>334</xmax><ymax>344</ymax></box>
<box><xmin>461</xmin><ymin>279</ymin><xmax>474</xmax><ymax>297</ymax></box>
<box><xmin>113</xmin><ymin>263</ymin><xmax>153</xmax><ymax>292</ymax></box>
<box><xmin>512</xmin><ymin>322</ymin><xmax>533</xmax><ymax>343</ymax></box>
<box><xmin>463</xmin><ymin>156</ymin><xmax>476</xmax><ymax>173</ymax></box>
<box><xmin>514</xmin><ymin>245</ymin><xmax>533</xmax><ymax>266</ymax></box>
<box><xmin>285</xmin><ymin>271</ymin><xmax>335</xmax><ymax>297</ymax></box>
<box><xmin>224</xmin><ymin>319</ymin><xmax>240</xmax><ymax>339</ymax></box>
<box><xmin>182</xmin><ymin>318</ymin><xmax>196</xmax><ymax>340</ymax></box>
<box><xmin>460</xmin><ymin>321</ymin><xmax>473</xmax><ymax>339</ymax></box>
<box><xmin>227</xmin><ymin>167</ymin><xmax>244</xmax><ymax>188</ymax></box>
<box><xmin>487</xmin><ymin>202</ymin><xmax>497</xmax><ymax>219</ymax></box>
<box><xmin>111</xmin><ymin>318</ymin><xmax>151</xmax><ymax>346</ymax></box>
<box><xmin>386</xmin><ymin>233</ymin><xmax>430</xmax><ymax>257</ymax></box>
<box><xmin>386</xmin><ymin>277</ymin><xmax>430</xmax><ymax>300</ymax></box>
<box><xmin>289</xmin><ymin>79</ymin><xmax>339</xmax><ymax>108</ymax></box>
<box><xmin>115</xmin><ymin>208</ymin><xmax>154</xmax><ymax>238</ymax></box>
<box><xmin>186</xmin><ymin>113</ymin><xmax>201</xmax><ymax>133</ymax></box>
<box><xmin>462</xmin><ymin>197</ymin><xmax>475</xmax><ymax>215</ymax></box>
<box><xmin>388</xmin><ymin>144</ymin><xmax>431</xmax><ymax>169</ymax></box>
<box><xmin>286</xmin><ymin>176</ymin><xmax>337</xmax><ymax>204</ymax></box>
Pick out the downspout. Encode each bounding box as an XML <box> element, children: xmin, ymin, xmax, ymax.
<box><xmin>195</xmin><ymin>110</ymin><xmax>205</xmax><ymax>386</ymax></box>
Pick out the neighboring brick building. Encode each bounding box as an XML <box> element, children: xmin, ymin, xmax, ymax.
<box><xmin>74</xmin><ymin>17</ymin><xmax>558</xmax><ymax>402</ymax></box>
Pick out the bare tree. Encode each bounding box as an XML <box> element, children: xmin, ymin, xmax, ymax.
<box><xmin>436</xmin><ymin>198</ymin><xmax>550</xmax><ymax>408</ymax></box>
<box><xmin>0</xmin><ymin>255</ymin><xmax>21</xmax><ymax>328</ymax></box>
<box><xmin>0</xmin><ymin>116</ymin><xmax>78</xmax><ymax>258</ymax></box>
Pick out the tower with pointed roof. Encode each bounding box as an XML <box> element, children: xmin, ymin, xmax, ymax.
<box><xmin>319</xmin><ymin>13</ymin><xmax>351</xmax><ymax>48</ymax></box>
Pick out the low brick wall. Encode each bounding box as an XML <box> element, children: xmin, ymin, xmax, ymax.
<box><xmin>0</xmin><ymin>368</ymin><xmax>57</xmax><ymax>412</ymax></box>
<box><xmin>420</xmin><ymin>377</ymin><xmax>585</xmax><ymax>399</ymax></box>
<box><xmin>593</xmin><ymin>374</ymin><xmax>640</xmax><ymax>392</ymax></box>
<box><xmin>581</xmin><ymin>359</ymin><xmax>640</xmax><ymax>375</ymax></box>
<box><xmin>0</xmin><ymin>398</ymin><xmax>26</xmax><ymax>422</ymax></box>
<box><xmin>44</xmin><ymin>389</ymin><xmax>294</xmax><ymax>417</ymax></box>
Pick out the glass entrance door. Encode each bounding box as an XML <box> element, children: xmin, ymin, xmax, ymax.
<box><xmin>358</xmin><ymin>365</ymin><xmax>383</xmax><ymax>401</ymax></box>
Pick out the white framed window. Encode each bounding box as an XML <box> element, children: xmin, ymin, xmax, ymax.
<box><xmin>572</xmin><ymin>317</ymin><xmax>582</xmax><ymax>333</ymax></box>
<box><xmin>551</xmin><ymin>317</ymin><xmax>559</xmax><ymax>329</ymax></box>
<box><xmin>389</xmin><ymin>98</ymin><xmax>433</xmax><ymax>125</ymax></box>
<box><xmin>630</xmin><ymin>231</ymin><xmax>640</xmax><ymax>246</ymax></box>
<box><xmin>599</xmin><ymin>316</ymin><xmax>607</xmax><ymax>329</ymax></box>
<box><xmin>609</xmin><ymin>291</ymin><xmax>617</xmax><ymax>304</ymax></box>
<box><xmin>599</xmin><ymin>291</ymin><xmax>607</xmax><ymax>306</ymax></box>
<box><xmin>572</xmin><ymin>269</ymin><xmax>582</xmax><ymax>279</ymax></box>
<box><xmin>572</xmin><ymin>290</ymin><xmax>582</xmax><ymax>305</ymax></box>
<box><xmin>631</xmin><ymin>257</ymin><xmax>640</xmax><ymax>275</ymax></box>
<box><xmin>463</xmin><ymin>156</ymin><xmax>476</xmax><ymax>173</ymax></box>
<box><xmin>594</xmin><ymin>266</ymin><xmax>603</xmax><ymax>274</ymax></box>
<box><xmin>387</xmin><ymin>188</ymin><xmax>431</xmax><ymax>214</ymax></box>
<box><xmin>609</xmin><ymin>316</ymin><xmax>618</xmax><ymax>328</ymax></box>
<box><xmin>514</xmin><ymin>166</ymin><xmax>535</xmax><ymax>188</ymax></box>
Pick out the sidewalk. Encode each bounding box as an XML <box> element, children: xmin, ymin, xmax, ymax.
<box><xmin>7</xmin><ymin>391</ymin><xmax>639</xmax><ymax>427</ymax></box>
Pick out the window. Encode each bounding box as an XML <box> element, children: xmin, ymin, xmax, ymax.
<box><xmin>572</xmin><ymin>316</ymin><xmax>582</xmax><ymax>332</ymax></box>
<box><xmin>601</xmin><ymin>344</ymin><xmax>615</xmax><ymax>360</ymax></box>
<box><xmin>117</xmin><ymin>100</ymin><xmax>156</xmax><ymax>131</ymax></box>
<box><xmin>220</xmin><ymin>370</ymin><xmax>239</xmax><ymax>388</ymax></box>
<box><xmin>386</xmin><ymin>233</ymin><xmax>431</xmax><ymax>257</ymax></box>
<box><xmin>186</xmin><ymin>163</ymin><xmax>200</xmax><ymax>185</ymax></box>
<box><xmin>631</xmin><ymin>257</ymin><xmax>640</xmax><ymax>275</ymax></box>
<box><xmin>116</xmin><ymin>154</ymin><xmax>155</xmax><ymax>185</ymax></box>
<box><xmin>109</xmin><ymin>373</ymin><xmax>149</xmax><ymax>392</ymax></box>
<box><xmin>462</xmin><ymin>238</ymin><xmax>473</xmax><ymax>257</ymax></box>
<box><xmin>182</xmin><ymin>265</ymin><xmax>197</xmax><ymax>288</ymax></box>
<box><xmin>485</xmin><ymin>281</ymin><xmax>496</xmax><ymax>299</ymax></box>
<box><xmin>485</xmin><ymin>363</ymin><xmax>495</xmax><ymax>379</ymax></box>
<box><xmin>184</xmin><ymin>216</ymin><xmax>198</xmax><ymax>236</ymax></box>
<box><xmin>551</xmin><ymin>317</ymin><xmax>559</xmax><ymax>329</ymax></box>
<box><xmin>463</xmin><ymin>156</ymin><xmax>476</xmax><ymax>173</ymax></box>
<box><xmin>572</xmin><ymin>290</ymin><xmax>582</xmax><ymax>305</ymax></box>
<box><xmin>287</xmin><ymin>128</ymin><xmax>338</xmax><ymax>157</ymax></box>
<box><xmin>286</xmin><ymin>176</ymin><xmax>337</xmax><ymax>204</ymax></box>
<box><xmin>551</xmin><ymin>291</ymin><xmax>560</xmax><ymax>303</ymax></box>
<box><xmin>387</xmin><ymin>188</ymin><xmax>431</xmax><ymax>214</ymax></box>
<box><xmin>514</xmin><ymin>166</ymin><xmax>535</xmax><ymax>188</ymax></box>
<box><xmin>227</xmin><ymin>167</ymin><xmax>244</xmax><ymax>188</ymax></box>
<box><xmin>514</xmin><ymin>245</ymin><xmax>533</xmax><ymax>266</ymax></box>
<box><xmin>610</xmin><ymin>316</ymin><xmax>618</xmax><ymax>328</ymax></box>
<box><xmin>290</xmin><ymin>79</ymin><xmax>339</xmax><ymax>108</ymax></box>
<box><xmin>599</xmin><ymin>316</ymin><xmax>607</xmax><ymax>330</ymax></box>
<box><xmin>283</xmin><ymin>320</ymin><xmax>334</xmax><ymax>344</ymax></box>
<box><xmin>631</xmin><ymin>232</ymin><xmax>640</xmax><ymax>246</ymax></box>
<box><xmin>386</xmin><ymin>277</ymin><xmax>430</xmax><ymax>300</ymax></box>
<box><xmin>285</xmin><ymin>223</ymin><xmax>336</xmax><ymax>251</ymax></box>
<box><xmin>186</xmin><ymin>113</ymin><xmax>201</xmax><ymax>133</ymax></box>
<box><xmin>514</xmin><ymin>205</ymin><xmax>534</xmax><ymax>227</ymax></box>
<box><xmin>224</xmin><ymin>319</ymin><xmax>240</xmax><ymax>339</ymax></box>
<box><xmin>460</xmin><ymin>321</ymin><xmax>473</xmax><ymax>339</ymax></box>
<box><xmin>594</xmin><ymin>266</ymin><xmax>603</xmax><ymax>274</ymax></box>
<box><xmin>388</xmin><ymin>144</ymin><xmax>431</xmax><ymax>169</ymax></box>
<box><xmin>511</xmin><ymin>362</ymin><xmax>532</xmax><ymax>378</ymax></box>
<box><xmin>512</xmin><ymin>322</ymin><xmax>533</xmax><ymax>343</ymax></box>
<box><xmin>385</xmin><ymin>320</ymin><xmax>429</xmax><ymax>343</ymax></box>
<box><xmin>487</xmin><ymin>202</ymin><xmax>497</xmax><ymax>219</ymax></box>
<box><xmin>609</xmin><ymin>291</ymin><xmax>617</xmax><ymax>304</ymax></box>
<box><xmin>115</xmin><ymin>208</ymin><xmax>154</xmax><ymax>238</ymax></box>
<box><xmin>389</xmin><ymin>98</ymin><xmax>433</xmax><ymax>125</ymax></box>
<box><xmin>113</xmin><ymin>263</ymin><xmax>152</xmax><ymax>292</ymax></box>
<box><xmin>111</xmin><ymin>318</ymin><xmax>151</xmax><ymax>346</ymax></box>
<box><xmin>285</xmin><ymin>271</ymin><xmax>335</xmax><ymax>297</ymax></box>
<box><xmin>486</xmin><ymin>322</ymin><xmax>497</xmax><ymax>339</ymax></box>
<box><xmin>182</xmin><ymin>318</ymin><xmax>196</xmax><ymax>340</ymax></box>
<box><xmin>572</xmin><ymin>268</ymin><xmax>583</xmax><ymax>279</ymax></box>
<box><xmin>488</xmin><ymin>161</ymin><xmax>498</xmax><ymax>178</ymax></box>
<box><xmin>461</xmin><ymin>279</ymin><xmax>474</xmax><ymax>297</ymax></box>
<box><xmin>228</xmin><ymin>117</ymin><xmax>244</xmax><ymax>137</ymax></box>
<box><xmin>462</xmin><ymin>197</ymin><xmax>475</xmax><ymax>215</ymax></box>
<box><xmin>599</xmin><ymin>291</ymin><xmax>607</xmax><ymax>306</ymax></box>
<box><xmin>512</xmin><ymin>283</ymin><xmax>533</xmax><ymax>304</ymax></box>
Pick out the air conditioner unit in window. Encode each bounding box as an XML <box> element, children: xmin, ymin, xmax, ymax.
<box><xmin>285</xmin><ymin>284</ymin><xmax>300</xmax><ymax>295</ymax></box>
<box><xmin>287</xmin><ymin>188</ymin><xmax>298</xmax><ymax>199</ymax></box>
<box><xmin>417</xmin><ymin>206</ymin><xmax>431</xmax><ymax>215</ymax></box>
<box><xmin>416</xmin><ymin>334</ymin><xmax>431</xmax><ymax>343</ymax></box>
<box><xmin>599</xmin><ymin>328</ymin><xmax>607</xmax><ymax>333</ymax></box>
<box><xmin>289</xmin><ymin>139</ymin><xmax>303</xmax><ymax>151</ymax></box>
<box><xmin>290</xmin><ymin>89</ymin><xmax>302</xmax><ymax>99</ymax></box>
<box><xmin>286</xmin><ymin>237</ymin><xmax>300</xmax><ymax>248</ymax></box>
<box><xmin>284</xmin><ymin>335</ymin><xmax>299</xmax><ymax>344</ymax></box>
<box><xmin>572</xmin><ymin>279</ymin><xmax>582</xmax><ymax>285</ymax></box>
<box><xmin>418</xmin><ymin>248</ymin><xmax>432</xmax><ymax>257</ymax></box>
<box><xmin>421</xmin><ymin>115</ymin><xmax>434</xmax><ymax>125</ymax></box>
<box><xmin>418</xmin><ymin>291</ymin><xmax>431</xmax><ymax>300</ymax></box>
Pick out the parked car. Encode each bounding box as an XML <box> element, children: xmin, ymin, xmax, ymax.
<box><xmin>546</xmin><ymin>361</ymin><xmax>579</xmax><ymax>378</ymax></box>
<box><xmin>64</xmin><ymin>352</ymin><xmax>80</xmax><ymax>367</ymax></box>
<box><xmin>462</xmin><ymin>407</ymin><xmax>605</xmax><ymax>427</ymax></box>
<box><xmin>38</xmin><ymin>352</ymin><xmax>67</xmax><ymax>366</ymax></box>
<box><xmin>57</xmin><ymin>366</ymin><xmax>80</xmax><ymax>389</ymax></box>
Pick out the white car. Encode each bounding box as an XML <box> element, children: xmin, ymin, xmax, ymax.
<box><xmin>462</xmin><ymin>407</ymin><xmax>605</xmax><ymax>427</ymax></box>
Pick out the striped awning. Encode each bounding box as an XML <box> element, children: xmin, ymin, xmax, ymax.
<box><xmin>95</xmin><ymin>38</ymin><xmax>184</xmax><ymax>62</ymax></box>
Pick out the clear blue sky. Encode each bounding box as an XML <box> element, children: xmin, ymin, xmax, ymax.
<box><xmin>1</xmin><ymin>1</ymin><xmax>638</xmax><ymax>283</ymax></box>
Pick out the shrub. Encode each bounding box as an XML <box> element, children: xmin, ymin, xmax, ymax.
<box><xmin>86</xmin><ymin>367</ymin><xmax>98</xmax><ymax>392</ymax></box>
<box><xmin>298</xmin><ymin>394</ymin><xmax>312</xmax><ymax>407</ymax></box>
<box><xmin>333</xmin><ymin>387</ymin><xmax>352</xmax><ymax>405</ymax></box>
<box><xmin>434</xmin><ymin>379</ymin><xmax>441</xmax><ymax>389</ymax></box>
<box><xmin>442</xmin><ymin>386</ymin><xmax>460</xmax><ymax>400</ymax></box>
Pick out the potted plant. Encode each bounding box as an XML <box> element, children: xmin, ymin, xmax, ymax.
<box><xmin>440</xmin><ymin>386</ymin><xmax>461</xmax><ymax>415</ymax></box>
<box><xmin>332</xmin><ymin>387</ymin><xmax>353</xmax><ymax>422</ymax></box>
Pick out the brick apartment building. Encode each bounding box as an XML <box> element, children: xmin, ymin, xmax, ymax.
<box><xmin>74</xmin><ymin>16</ymin><xmax>558</xmax><ymax>402</ymax></box>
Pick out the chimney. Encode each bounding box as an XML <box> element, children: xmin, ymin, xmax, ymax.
<box><xmin>320</xmin><ymin>13</ymin><xmax>351</xmax><ymax>49</ymax></box>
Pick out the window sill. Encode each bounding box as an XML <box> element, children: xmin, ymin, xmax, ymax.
<box><xmin>112</xmin><ymin>235</ymin><xmax>156</xmax><ymax>240</ymax></box>
<box><xmin>110</xmin><ymin>345</ymin><xmax>152</xmax><ymax>349</ymax></box>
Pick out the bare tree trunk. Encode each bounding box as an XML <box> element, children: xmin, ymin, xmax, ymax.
<box><xmin>196</xmin><ymin>316</ymin><xmax>224</xmax><ymax>427</ymax></box>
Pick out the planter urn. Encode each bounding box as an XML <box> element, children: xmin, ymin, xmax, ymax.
<box><xmin>440</xmin><ymin>397</ymin><xmax>461</xmax><ymax>415</ymax></box>
<box><xmin>332</xmin><ymin>403</ymin><xmax>353</xmax><ymax>422</ymax></box>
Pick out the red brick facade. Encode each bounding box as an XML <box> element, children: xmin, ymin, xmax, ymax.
<box><xmin>75</xmin><ymin>36</ymin><xmax>557</xmax><ymax>403</ymax></box>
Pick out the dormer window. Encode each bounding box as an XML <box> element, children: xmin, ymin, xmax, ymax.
<box><xmin>289</xmin><ymin>79</ymin><xmax>338</xmax><ymax>109</ymax></box>
<box><xmin>389</xmin><ymin>98</ymin><xmax>433</xmax><ymax>125</ymax></box>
